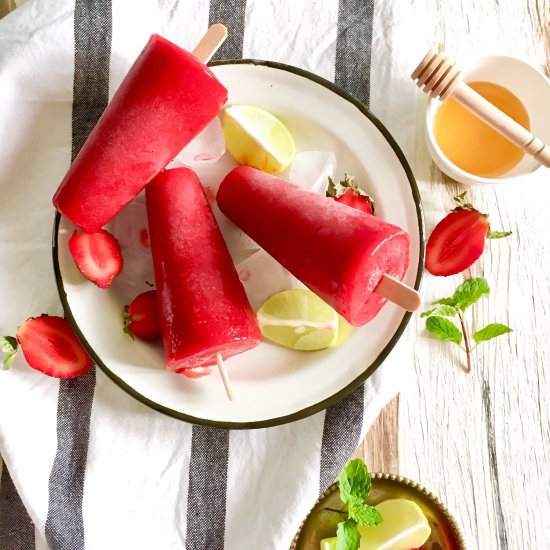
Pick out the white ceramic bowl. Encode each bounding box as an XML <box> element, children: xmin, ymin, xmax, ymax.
<box><xmin>53</xmin><ymin>60</ymin><xmax>424</xmax><ymax>429</ymax></box>
<box><xmin>425</xmin><ymin>55</ymin><xmax>550</xmax><ymax>185</ymax></box>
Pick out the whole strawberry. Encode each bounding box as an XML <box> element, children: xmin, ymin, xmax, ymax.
<box><xmin>123</xmin><ymin>290</ymin><xmax>161</xmax><ymax>341</ymax></box>
<box><xmin>326</xmin><ymin>174</ymin><xmax>375</xmax><ymax>215</ymax></box>
<box><xmin>425</xmin><ymin>192</ymin><xmax>511</xmax><ymax>276</ymax></box>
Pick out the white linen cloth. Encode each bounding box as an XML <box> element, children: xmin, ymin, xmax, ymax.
<box><xmin>0</xmin><ymin>1</ymin><xmax>420</xmax><ymax>548</ymax></box>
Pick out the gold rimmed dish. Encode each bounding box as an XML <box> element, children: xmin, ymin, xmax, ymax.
<box><xmin>291</xmin><ymin>472</ymin><xmax>466</xmax><ymax>549</ymax></box>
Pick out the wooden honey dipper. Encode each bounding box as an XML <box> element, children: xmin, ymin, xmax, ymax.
<box><xmin>412</xmin><ymin>49</ymin><xmax>550</xmax><ymax>168</ymax></box>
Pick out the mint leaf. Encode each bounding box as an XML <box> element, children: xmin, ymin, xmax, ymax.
<box><xmin>433</xmin><ymin>296</ymin><xmax>457</xmax><ymax>306</ymax></box>
<box><xmin>339</xmin><ymin>459</ymin><xmax>372</xmax><ymax>504</ymax></box>
<box><xmin>420</xmin><ymin>304</ymin><xmax>457</xmax><ymax>318</ymax></box>
<box><xmin>348</xmin><ymin>496</ymin><xmax>383</xmax><ymax>526</ymax></box>
<box><xmin>335</xmin><ymin>519</ymin><xmax>361</xmax><ymax>550</ymax></box>
<box><xmin>432</xmin><ymin>278</ymin><xmax>489</xmax><ymax>311</ymax></box>
<box><xmin>473</xmin><ymin>323</ymin><xmax>512</xmax><ymax>345</ymax></box>
<box><xmin>1</xmin><ymin>336</ymin><xmax>18</xmax><ymax>370</ymax></box>
<box><xmin>452</xmin><ymin>278</ymin><xmax>490</xmax><ymax>311</ymax></box>
<box><xmin>487</xmin><ymin>230</ymin><xmax>512</xmax><ymax>239</ymax></box>
<box><xmin>426</xmin><ymin>316</ymin><xmax>463</xmax><ymax>345</ymax></box>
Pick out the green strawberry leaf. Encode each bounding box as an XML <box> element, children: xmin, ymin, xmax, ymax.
<box><xmin>486</xmin><ymin>230</ymin><xmax>512</xmax><ymax>239</ymax></box>
<box><xmin>122</xmin><ymin>306</ymin><xmax>135</xmax><ymax>340</ymax></box>
<box><xmin>1</xmin><ymin>336</ymin><xmax>18</xmax><ymax>370</ymax></box>
<box><xmin>451</xmin><ymin>191</ymin><xmax>475</xmax><ymax>211</ymax></box>
<box><xmin>426</xmin><ymin>316</ymin><xmax>463</xmax><ymax>346</ymax></box>
<box><xmin>335</xmin><ymin>519</ymin><xmax>361</xmax><ymax>550</ymax></box>
<box><xmin>473</xmin><ymin>323</ymin><xmax>513</xmax><ymax>345</ymax></box>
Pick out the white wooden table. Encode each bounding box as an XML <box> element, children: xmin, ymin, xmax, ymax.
<box><xmin>358</xmin><ymin>2</ymin><xmax>550</xmax><ymax>549</ymax></box>
<box><xmin>1</xmin><ymin>1</ymin><xmax>548</xmax><ymax>548</ymax></box>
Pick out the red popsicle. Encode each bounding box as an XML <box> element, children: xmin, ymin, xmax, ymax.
<box><xmin>146</xmin><ymin>167</ymin><xmax>261</xmax><ymax>374</ymax></box>
<box><xmin>53</xmin><ymin>34</ymin><xmax>227</xmax><ymax>233</ymax></box>
<box><xmin>217</xmin><ymin>166</ymin><xmax>411</xmax><ymax>327</ymax></box>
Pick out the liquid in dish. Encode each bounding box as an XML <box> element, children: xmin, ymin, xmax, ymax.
<box><xmin>433</xmin><ymin>81</ymin><xmax>530</xmax><ymax>178</ymax></box>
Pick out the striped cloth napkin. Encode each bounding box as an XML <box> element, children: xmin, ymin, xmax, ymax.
<box><xmin>0</xmin><ymin>1</ymin><xmax>420</xmax><ymax>548</ymax></box>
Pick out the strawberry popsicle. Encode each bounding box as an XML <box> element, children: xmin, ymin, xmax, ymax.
<box><xmin>146</xmin><ymin>167</ymin><xmax>261</xmax><ymax>374</ymax></box>
<box><xmin>54</xmin><ymin>34</ymin><xmax>227</xmax><ymax>233</ymax></box>
<box><xmin>217</xmin><ymin>166</ymin><xmax>410</xmax><ymax>327</ymax></box>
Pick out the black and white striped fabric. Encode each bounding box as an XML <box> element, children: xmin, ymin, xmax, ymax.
<box><xmin>0</xmin><ymin>1</ymin><xmax>417</xmax><ymax>548</ymax></box>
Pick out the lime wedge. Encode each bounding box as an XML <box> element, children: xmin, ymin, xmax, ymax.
<box><xmin>257</xmin><ymin>289</ymin><xmax>339</xmax><ymax>351</ymax></box>
<box><xmin>319</xmin><ymin>499</ymin><xmax>431</xmax><ymax>550</ymax></box>
<box><xmin>332</xmin><ymin>315</ymin><xmax>354</xmax><ymax>347</ymax></box>
<box><xmin>222</xmin><ymin>105</ymin><xmax>296</xmax><ymax>174</ymax></box>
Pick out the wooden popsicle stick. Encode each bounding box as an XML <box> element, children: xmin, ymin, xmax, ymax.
<box><xmin>411</xmin><ymin>48</ymin><xmax>550</xmax><ymax>168</ymax></box>
<box><xmin>375</xmin><ymin>274</ymin><xmax>422</xmax><ymax>312</ymax></box>
<box><xmin>216</xmin><ymin>353</ymin><xmax>234</xmax><ymax>401</ymax></box>
<box><xmin>192</xmin><ymin>23</ymin><xmax>228</xmax><ymax>64</ymax></box>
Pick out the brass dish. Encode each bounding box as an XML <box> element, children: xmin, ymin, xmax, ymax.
<box><xmin>290</xmin><ymin>472</ymin><xmax>466</xmax><ymax>549</ymax></box>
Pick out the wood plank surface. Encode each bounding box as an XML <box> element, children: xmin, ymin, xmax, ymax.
<box><xmin>0</xmin><ymin>0</ymin><xmax>15</xmax><ymax>19</ymax></box>
<box><xmin>355</xmin><ymin>397</ymin><xmax>399</xmax><ymax>474</ymax></box>
<box><xmin>389</xmin><ymin>2</ymin><xmax>550</xmax><ymax>549</ymax></box>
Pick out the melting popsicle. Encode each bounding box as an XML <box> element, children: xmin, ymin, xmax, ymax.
<box><xmin>217</xmin><ymin>166</ymin><xmax>412</xmax><ymax>327</ymax></box>
<box><xmin>54</xmin><ymin>33</ymin><xmax>228</xmax><ymax>233</ymax></box>
<box><xmin>146</xmin><ymin>167</ymin><xmax>261</xmax><ymax>374</ymax></box>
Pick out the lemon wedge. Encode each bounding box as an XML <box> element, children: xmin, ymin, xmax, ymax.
<box><xmin>257</xmin><ymin>289</ymin><xmax>339</xmax><ymax>351</ymax></box>
<box><xmin>320</xmin><ymin>498</ymin><xmax>431</xmax><ymax>550</ymax></box>
<box><xmin>222</xmin><ymin>105</ymin><xmax>296</xmax><ymax>174</ymax></box>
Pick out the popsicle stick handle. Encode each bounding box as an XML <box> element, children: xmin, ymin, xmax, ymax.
<box><xmin>376</xmin><ymin>274</ymin><xmax>422</xmax><ymax>312</ymax></box>
<box><xmin>216</xmin><ymin>353</ymin><xmax>234</xmax><ymax>401</ymax></box>
<box><xmin>192</xmin><ymin>23</ymin><xmax>228</xmax><ymax>64</ymax></box>
<box><xmin>412</xmin><ymin>48</ymin><xmax>550</xmax><ymax>168</ymax></box>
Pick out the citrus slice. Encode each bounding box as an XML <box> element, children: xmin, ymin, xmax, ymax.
<box><xmin>257</xmin><ymin>289</ymin><xmax>339</xmax><ymax>351</ymax></box>
<box><xmin>222</xmin><ymin>105</ymin><xmax>296</xmax><ymax>174</ymax></box>
<box><xmin>320</xmin><ymin>498</ymin><xmax>431</xmax><ymax>550</ymax></box>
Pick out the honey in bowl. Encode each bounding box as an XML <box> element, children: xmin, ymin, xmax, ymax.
<box><xmin>433</xmin><ymin>81</ymin><xmax>530</xmax><ymax>178</ymax></box>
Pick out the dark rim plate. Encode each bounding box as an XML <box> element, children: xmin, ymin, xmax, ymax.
<box><xmin>52</xmin><ymin>59</ymin><xmax>424</xmax><ymax>429</ymax></box>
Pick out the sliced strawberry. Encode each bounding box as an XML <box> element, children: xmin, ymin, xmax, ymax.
<box><xmin>326</xmin><ymin>173</ymin><xmax>375</xmax><ymax>215</ymax></box>
<box><xmin>426</xmin><ymin>193</ymin><xmax>511</xmax><ymax>276</ymax></box>
<box><xmin>123</xmin><ymin>290</ymin><xmax>161</xmax><ymax>341</ymax></box>
<box><xmin>425</xmin><ymin>209</ymin><xmax>488</xmax><ymax>276</ymax></box>
<box><xmin>69</xmin><ymin>229</ymin><xmax>123</xmax><ymax>288</ymax></box>
<box><xmin>16</xmin><ymin>316</ymin><xmax>92</xmax><ymax>378</ymax></box>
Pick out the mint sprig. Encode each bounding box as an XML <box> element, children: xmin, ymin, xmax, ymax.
<box><xmin>1</xmin><ymin>336</ymin><xmax>18</xmax><ymax>370</ymax></box>
<box><xmin>333</xmin><ymin>459</ymin><xmax>382</xmax><ymax>550</ymax></box>
<box><xmin>422</xmin><ymin>277</ymin><xmax>512</xmax><ymax>373</ymax></box>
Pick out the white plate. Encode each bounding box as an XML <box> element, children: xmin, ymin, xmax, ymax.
<box><xmin>53</xmin><ymin>61</ymin><xmax>424</xmax><ymax>429</ymax></box>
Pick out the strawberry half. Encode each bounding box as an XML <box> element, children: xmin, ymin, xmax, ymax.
<box><xmin>425</xmin><ymin>192</ymin><xmax>511</xmax><ymax>276</ymax></box>
<box><xmin>16</xmin><ymin>316</ymin><xmax>92</xmax><ymax>378</ymax></box>
<box><xmin>69</xmin><ymin>229</ymin><xmax>123</xmax><ymax>288</ymax></box>
<box><xmin>326</xmin><ymin>174</ymin><xmax>375</xmax><ymax>215</ymax></box>
<box><xmin>123</xmin><ymin>290</ymin><xmax>161</xmax><ymax>341</ymax></box>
